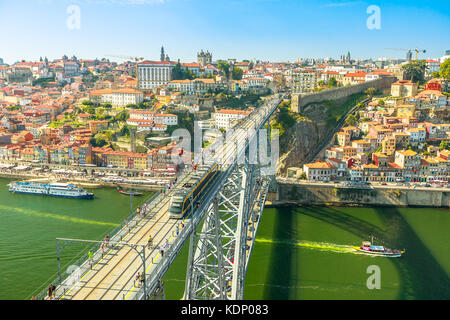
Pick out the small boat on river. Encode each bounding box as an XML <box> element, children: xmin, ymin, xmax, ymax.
<box><xmin>352</xmin><ymin>236</ymin><xmax>405</xmax><ymax>257</ymax></box>
<box><xmin>116</xmin><ymin>186</ymin><xmax>143</xmax><ymax>196</ymax></box>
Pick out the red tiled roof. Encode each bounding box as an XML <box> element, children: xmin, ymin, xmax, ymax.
<box><xmin>344</xmin><ymin>72</ymin><xmax>367</xmax><ymax>78</ymax></box>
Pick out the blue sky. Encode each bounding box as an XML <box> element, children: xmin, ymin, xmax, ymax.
<box><xmin>0</xmin><ymin>0</ymin><xmax>449</xmax><ymax>64</ymax></box>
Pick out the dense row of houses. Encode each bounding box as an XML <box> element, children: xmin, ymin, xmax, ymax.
<box><xmin>304</xmin><ymin>149</ymin><xmax>449</xmax><ymax>183</ymax></box>
<box><xmin>302</xmin><ymin>77</ymin><xmax>450</xmax><ymax>183</ymax></box>
<box><xmin>0</xmin><ymin>140</ymin><xmax>184</xmax><ymax>171</ymax></box>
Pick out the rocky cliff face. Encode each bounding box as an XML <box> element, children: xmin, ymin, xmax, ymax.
<box><xmin>276</xmin><ymin>103</ymin><xmax>330</xmax><ymax>175</ymax></box>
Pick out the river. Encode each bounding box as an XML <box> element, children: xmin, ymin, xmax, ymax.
<box><xmin>0</xmin><ymin>177</ymin><xmax>448</xmax><ymax>299</ymax></box>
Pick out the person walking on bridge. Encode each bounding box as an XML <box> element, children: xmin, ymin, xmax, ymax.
<box><xmin>147</xmin><ymin>235</ymin><xmax>153</xmax><ymax>249</ymax></box>
<box><xmin>135</xmin><ymin>272</ymin><xmax>140</xmax><ymax>287</ymax></box>
<box><xmin>140</xmin><ymin>272</ymin><xmax>145</xmax><ymax>288</ymax></box>
<box><xmin>164</xmin><ymin>239</ymin><xmax>169</xmax><ymax>253</ymax></box>
<box><xmin>88</xmin><ymin>250</ymin><xmax>93</xmax><ymax>268</ymax></box>
<box><xmin>47</xmin><ymin>283</ymin><xmax>56</xmax><ymax>300</ymax></box>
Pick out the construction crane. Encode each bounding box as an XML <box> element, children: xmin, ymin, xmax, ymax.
<box><xmin>384</xmin><ymin>48</ymin><xmax>426</xmax><ymax>61</ymax></box>
<box><xmin>105</xmin><ymin>54</ymin><xmax>144</xmax><ymax>83</ymax></box>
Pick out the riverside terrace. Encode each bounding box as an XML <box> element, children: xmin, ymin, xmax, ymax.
<box><xmin>0</xmin><ymin>162</ymin><xmax>177</xmax><ymax>191</ymax></box>
<box><xmin>0</xmin><ymin>160</ymin><xmax>178</xmax><ymax>177</ymax></box>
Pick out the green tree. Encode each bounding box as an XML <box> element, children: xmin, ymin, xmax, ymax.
<box><xmin>440</xmin><ymin>141</ymin><xmax>449</xmax><ymax>150</ymax></box>
<box><xmin>401</xmin><ymin>60</ymin><xmax>428</xmax><ymax>82</ymax></box>
<box><xmin>171</xmin><ymin>63</ymin><xmax>193</xmax><ymax>80</ymax></box>
<box><xmin>184</xmin><ymin>67</ymin><xmax>194</xmax><ymax>80</ymax></box>
<box><xmin>172</xmin><ymin>62</ymin><xmax>183</xmax><ymax>80</ymax></box>
<box><xmin>439</xmin><ymin>58</ymin><xmax>450</xmax><ymax>80</ymax></box>
<box><xmin>90</xmin><ymin>136</ymin><xmax>107</xmax><ymax>147</ymax></box>
<box><xmin>430</xmin><ymin>71</ymin><xmax>440</xmax><ymax>78</ymax></box>
<box><xmin>85</xmin><ymin>106</ymin><xmax>96</xmax><ymax>115</ymax></box>
<box><xmin>365</xmin><ymin>87</ymin><xmax>377</xmax><ymax>97</ymax></box>
<box><xmin>8</xmin><ymin>105</ymin><xmax>21</xmax><ymax>111</ymax></box>
<box><xmin>345</xmin><ymin>114</ymin><xmax>357</xmax><ymax>126</ymax></box>
<box><xmin>217</xmin><ymin>61</ymin><xmax>230</xmax><ymax>78</ymax></box>
<box><xmin>328</xmin><ymin>77</ymin><xmax>338</xmax><ymax>88</ymax></box>
<box><xmin>119</xmin><ymin>125</ymin><xmax>130</xmax><ymax>136</ymax></box>
<box><xmin>135</xmin><ymin>145</ymin><xmax>147</xmax><ymax>154</ymax></box>
<box><xmin>136</xmin><ymin>102</ymin><xmax>149</xmax><ymax>109</ymax></box>
<box><xmin>114</xmin><ymin>111</ymin><xmax>129</xmax><ymax>123</ymax></box>
<box><xmin>231</xmin><ymin>67</ymin><xmax>243</xmax><ymax>80</ymax></box>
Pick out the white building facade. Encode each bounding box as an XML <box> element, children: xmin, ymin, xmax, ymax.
<box><xmin>90</xmin><ymin>88</ymin><xmax>144</xmax><ymax>107</ymax></box>
<box><xmin>214</xmin><ymin>109</ymin><xmax>251</xmax><ymax>130</ymax></box>
<box><xmin>138</xmin><ymin>61</ymin><xmax>175</xmax><ymax>90</ymax></box>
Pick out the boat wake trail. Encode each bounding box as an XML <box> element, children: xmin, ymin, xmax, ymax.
<box><xmin>0</xmin><ymin>204</ymin><xmax>118</xmax><ymax>227</ymax></box>
<box><xmin>255</xmin><ymin>238</ymin><xmax>357</xmax><ymax>254</ymax></box>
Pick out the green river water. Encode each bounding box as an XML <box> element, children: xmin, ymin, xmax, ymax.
<box><xmin>0</xmin><ymin>177</ymin><xmax>448</xmax><ymax>299</ymax></box>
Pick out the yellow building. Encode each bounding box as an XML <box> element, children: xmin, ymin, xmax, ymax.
<box><xmin>391</xmin><ymin>80</ymin><xmax>418</xmax><ymax>97</ymax></box>
<box><xmin>342</xmin><ymin>146</ymin><xmax>357</xmax><ymax>158</ymax></box>
<box><xmin>382</xmin><ymin>136</ymin><xmax>396</xmax><ymax>156</ymax></box>
<box><xmin>337</xmin><ymin>131</ymin><xmax>350</xmax><ymax>147</ymax></box>
<box><xmin>396</xmin><ymin>104</ymin><xmax>416</xmax><ymax>118</ymax></box>
<box><xmin>102</xmin><ymin>150</ymin><xmax>148</xmax><ymax>170</ymax></box>
<box><xmin>19</xmin><ymin>148</ymin><xmax>34</xmax><ymax>161</ymax></box>
<box><xmin>156</xmin><ymin>95</ymin><xmax>171</xmax><ymax>104</ymax></box>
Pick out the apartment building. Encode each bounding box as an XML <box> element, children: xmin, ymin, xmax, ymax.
<box><xmin>137</xmin><ymin>60</ymin><xmax>175</xmax><ymax>90</ymax></box>
<box><xmin>303</xmin><ymin>161</ymin><xmax>337</xmax><ymax>182</ymax></box>
<box><xmin>90</xmin><ymin>88</ymin><xmax>144</xmax><ymax>107</ymax></box>
<box><xmin>395</xmin><ymin>150</ymin><xmax>421</xmax><ymax>169</ymax></box>
<box><xmin>214</xmin><ymin>109</ymin><xmax>251</xmax><ymax>130</ymax></box>
<box><xmin>127</xmin><ymin>111</ymin><xmax>177</xmax><ymax>127</ymax></box>
<box><xmin>291</xmin><ymin>70</ymin><xmax>318</xmax><ymax>93</ymax></box>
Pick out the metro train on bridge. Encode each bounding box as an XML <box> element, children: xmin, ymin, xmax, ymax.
<box><xmin>168</xmin><ymin>163</ymin><xmax>221</xmax><ymax>219</ymax></box>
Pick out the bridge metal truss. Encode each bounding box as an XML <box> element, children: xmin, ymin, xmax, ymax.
<box><xmin>183</xmin><ymin>126</ymin><xmax>272</xmax><ymax>300</ymax></box>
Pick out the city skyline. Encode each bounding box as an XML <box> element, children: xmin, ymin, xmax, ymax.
<box><xmin>0</xmin><ymin>0</ymin><xmax>449</xmax><ymax>64</ymax></box>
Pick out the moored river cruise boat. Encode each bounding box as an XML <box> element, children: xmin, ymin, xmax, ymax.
<box><xmin>8</xmin><ymin>181</ymin><xmax>94</xmax><ymax>199</ymax></box>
